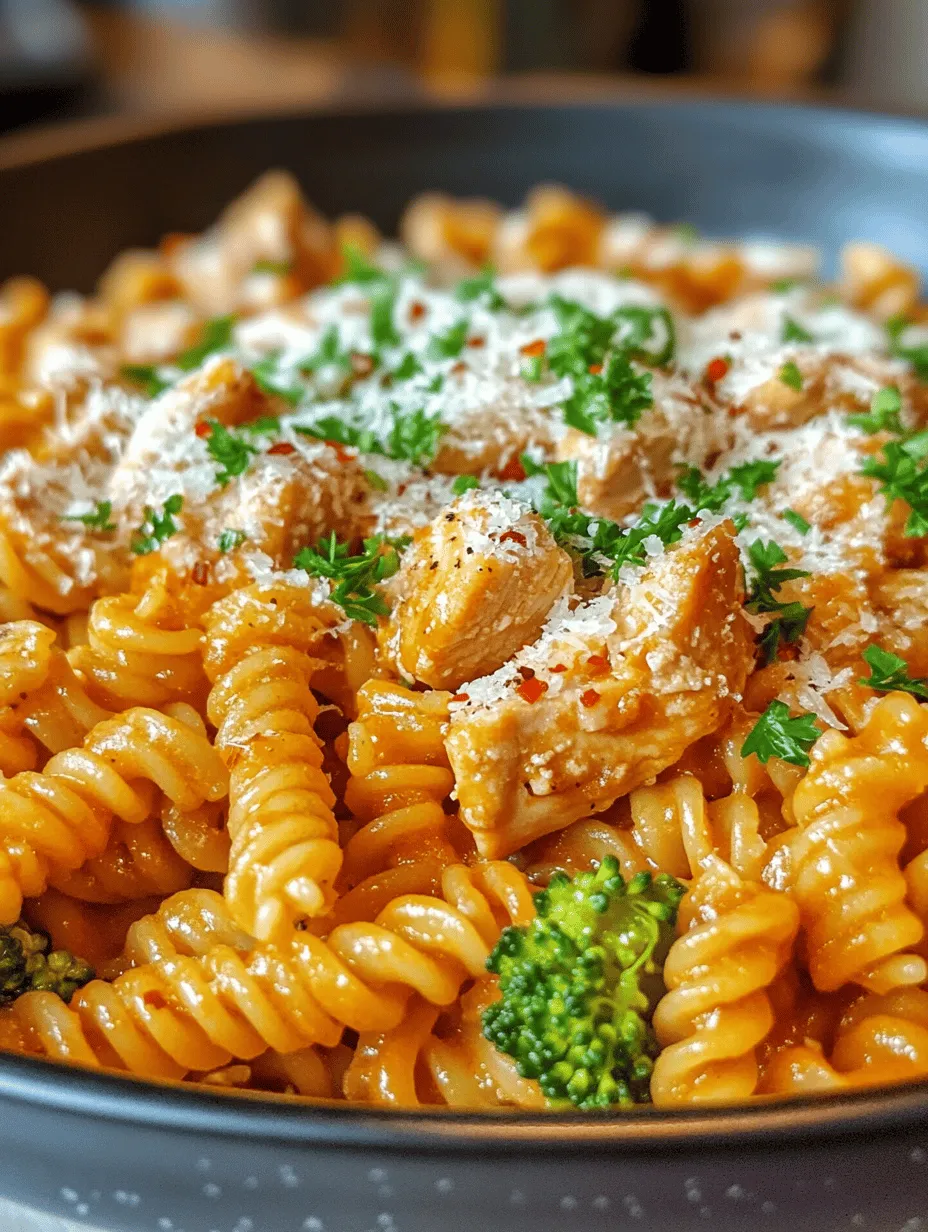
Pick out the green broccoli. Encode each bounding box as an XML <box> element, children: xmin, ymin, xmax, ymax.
<box><xmin>482</xmin><ymin>857</ymin><xmax>684</xmax><ymax>1109</ymax></box>
<box><xmin>0</xmin><ymin>922</ymin><xmax>94</xmax><ymax>1006</ymax></box>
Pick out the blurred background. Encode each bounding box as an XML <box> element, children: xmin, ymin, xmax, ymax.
<box><xmin>0</xmin><ymin>0</ymin><xmax>926</xmax><ymax>135</ymax></box>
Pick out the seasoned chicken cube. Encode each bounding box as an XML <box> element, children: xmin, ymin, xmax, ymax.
<box><xmin>381</xmin><ymin>490</ymin><xmax>573</xmax><ymax>690</ymax></box>
<box><xmin>445</xmin><ymin>521</ymin><xmax>753</xmax><ymax>858</ymax></box>
<box><xmin>400</xmin><ymin>192</ymin><xmax>502</xmax><ymax>278</ymax></box>
<box><xmin>555</xmin><ymin>371</ymin><xmax>726</xmax><ymax>522</ymax></box>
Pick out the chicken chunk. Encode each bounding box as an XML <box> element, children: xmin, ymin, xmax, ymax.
<box><xmin>445</xmin><ymin>521</ymin><xmax>753</xmax><ymax>858</ymax></box>
<box><xmin>381</xmin><ymin>490</ymin><xmax>573</xmax><ymax>690</ymax></box>
<box><xmin>555</xmin><ymin>371</ymin><xmax>725</xmax><ymax>522</ymax></box>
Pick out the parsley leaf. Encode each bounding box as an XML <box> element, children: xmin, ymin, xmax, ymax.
<box><xmin>370</xmin><ymin>283</ymin><xmax>400</xmax><ymax>351</ymax></box>
<box><xmin>295</xmin><ymin>416</ymin><xmax>382</xmax><ymax>454</ymax></box>
<box><xmin>778</xmin><ymin>360</ymin><xmax>804</xmax><ymax>391</ymax></box>
<box><xmin>676</xmin><ymin>459</ymin><xmax>780</xmax><ymax>512</ymax></box>
<box><xmin>887</xmin><ymin>315</ymin><xmax>928</xmax><ymax>382</ymax></box>
<box><xmin>728</xmin><ymin>460</ymin><xmax>782</xmax><ymax>502</ymax></box>
<box><xmin>546</xmin><ymin>296</ymin><xmax>616</xmax><ymax>379</ymax></box>
<box><xmin>783</xmin><ymin>508</ymin><xmax>811</xmax><ymax>534</ymax></box>
<box><xmin>612</xmin><ymin>304</ymin><xmax>676</xmax><ymax>367</ymax></box>
<box><xmin>741</xmin><ymin>700</ymin><xmax>820</xmax><ymax>767</ymax></box>
<box><xmin>858</xmin><ymin>644</ymin><xmax>928</xmax><ymax>701</ymax></box>
<box><xmin>562</xmin><ymin>353</ymin><xmax>653</xmax><ymax>436</ymax></box>
<box><xmin>176</xmin><ymin>316</ymin><xmax>236</xmax><ymax>372</ymax></box>
<box><xmin>848</xmin><ymin>384</ymin><xmax>903</xmax><ymax>434</ymax></box>
<box><xmin>745</xmin><ymin>539</ymin><xmax>810</xmax><ymax>612</ymax></box>
<box><xmin>217</xmin><ymin>528</ymin><xmax>247</xmax><ymax>553</ymax></box>
<box><xmin>298</xmin><ymin>324</ymin><xmax>351</xmax><ymax>374</ymax></box>
<box><xmin>294</xmin><ymin>532</ymin><xmax>404</xmax><ymax>626</ymax></box>
<box><xmin>131</xmin><ymin>494</ymin><xmax>183</xmax><ymax>556</ymax></box>
<box><xmin>61</xmin><ymin>501</ymin><xmax>116</xmax><ymax>532</ymax></box>
<box><xmin>386</xmin><ymin>407</ymin><xmax>446</xmax><ymax>466</ymax></box>
<box><xmin>456</xmin><ymin>266</ymin><xmax>505</xmax><ymax>311</ymax></box>
<box><xmin>772</xmin><ymin>278</ymin><xmax>800</xmax><ymax>293</ymax></box>
<box><xmin>452</xmin><ymin>474</ymin><xmax>481</xmax><ymax>495</ymax></box>
<box><xmin>782</xmin><ymin>315</ymin><xmax>814</xmax><ymax>344</ymax></box>
<box><xmin>429</xmin><ymin>319</ymin><xmax>470</xmax><ymax>360</ymax></box>
<box><xmin>861</xmin><ymin>436</ymin><xmax>928</xmax><ymax>537</ymax></box>
<box><xmin>120</xmin><ymin>364</ymin><xmax>171</xmax><ymax>398</ymax></box>
<box><xmin>250</xmin><ymin>353</ymin><xmax>303</xmax><ymax>406</ymax></box>
<box><xmin>757</xmin><ymin>601</ymin><xmax>812</xmax><ymax>667</ymax></box>
<box><xmin>335</xmin><ymin>245</ymin><xmax>386</xmax><ymax>286</ymax></box>
<box><xmin>203</xmin><ymin>420</ymin><xmax>258</xmax><ymax>487</ymax></box>
<box><xmin>392</xmin><ymin>352</ymin><xmax>424</xmax><ymax>381</ymax></box>
<box><xmin>364</xmin><ymin>468</ymin><xmax>389</xmax><ymax>492</ymax></box>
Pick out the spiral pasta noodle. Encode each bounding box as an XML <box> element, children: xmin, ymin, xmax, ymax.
<box><xmin>650</xmin><ymin>854</ymin><xmax>800</xmax><ymax>1106</ymax></box>
<box><xmin>203</xmin><ymin>580</ymin><xmax>342</xmax><ymax>940</ymax></box>
<box><xmin>336</xmin><ymin>681</ymin><xmax>464</xmax><ymax>925</ymax></box>
<box><xmin>0</xmin><ymin>706</ymin><xmax>228</xmax><ymax>925</ymax></box>
<box><xmin>790</xmin><ymin>693</ymin><xmax>928</xmax><ymax>994</ymax></box>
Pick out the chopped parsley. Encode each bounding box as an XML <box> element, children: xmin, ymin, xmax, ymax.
<box><xmin>429</xmin><ymin>319</ymin><xmax>470</xmax><ymax>360</ymax></box>
<box><xmin>858</xmin><ymin>644</ymin><xmax>928</xmax><ymax>701</ymax></box>
<box><xmin>452</xmin><ymin>474</ymin><xmax>481</xmax><ymax>495</ymax></box>
<box><xmin>861</xmin><ymin>433</ymin><xmax>928</xmax><ymax>537</ymax></box>
<box><xmin>781</xmin><ymin>315</ymin><xmax>814</xmax><ymax>344</ymax></box>
<box><xmin>741</xmin><ymin>700</ymin><xmax>820</xmax><ymax>767</ymax></box>
<box><xmin>562</xmin><ymin>353</ymin><xmax>653</xmax><ymax>435</ymax></box>
<box><xmin>296</xmin><ymin>416</ymin><xmax>380</xmax><ymax>454</ymax></box>
<box><xmin>392</xmin><ymin>352</ymin><xmax>424</xmax><ymax>381</ymax></box>
<box><xmin>296</xmin><ymin>404</ymin><xmax>445</xmax><ymax>467</ymax></box>
<box><xmin>335</xmin><ymin>245</ymin><xmax>386</xmax><ymax>286</ymax></box>
<box><xmin>203</xmin><ymin>420</ymin><xmax>258</xmax><ymax>486</ymax></box>
<box><xmin>771</xmin><ymin>278</ymin><xmax>801</xmax><ymax>293</ymax></box>
<box><xmin>782</xmin><ymin>507</ymin><xmax>811</xmax><ymax>534</ymax></box>
<box><xmin>294</xmin><ymin>532</ymin><xmax>404</xmax><ymax>626</ymax></box>
<box><xmin>176</xmin><ymin>316</ymin><xmax>235</xmax><ymax>372</ymax></box>
<box><xmin>728</xmin><ymin>460</ymin><xmax>782</xmax><ymax>502</ymax></box>
<box><xmin>612</xmin><ymin>304</ymin><xmax>676</xmax><ymax>367</ymax></box>
<box><xmin>363</xmin><ymin>468</ymin><xmax>389</xmax><ymax>492</ymax></box>
<box><xmin>250</xmin><ymin>353</ymin><xmax>303</xmax><ymax>406</ymax></box>
<box><xmin>217</xmin><ymin>528</ymin><xmax>247</xmax><ymax>553</ymax></box>
<box><xmin>848</xmin><ymin>384</ymin><xmax>903</xmax><ymax>434</ymax></box>
<box><xmin>745</xmin><ymin>538</ymin><xmax>812</xmax><ymax>666</ymax></box>
<box><xmin>120</xmin><ymin>364</ymin><xmax>171</xmax><ymax>398</ymax></box>
<box><xmin>455</xmin><ymin>266</ymin><xmax>505</xmax><ymax>311</ymax></box>
<box><xmin>676</xmin><ymin>459</ymin><xmax>780</xmax><ymax>513</ymax></box>
<box><xmin>298</xmin><ymin>324</ymin><xmax>351</xmax><ymax>374</ymax></box>
<box><xmin>131</xmin><ymin>494</ymin><xmax>183</xmax><ymax>556</ymax></box>
<box><xmin>61</xmin><ymin>501</ymin><xmax>116</xmax><ymax>532</ymax></box>
<box><xmin>887</xmin><ymin>315</ymin><xmax>928</xmax><ymax>382</ymax></box>
<box><xmin>370</xmin><ymin>284</ymin><xmax>400</xmax><ymax>351</ymax></box>
<box><xmin>778</xmin><ymin>360</ymin><xmax>804</xmax><ymax>391</ymax></box>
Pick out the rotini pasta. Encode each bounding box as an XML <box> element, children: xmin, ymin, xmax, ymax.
<box><xmin>3</xmin><ymin>177</ymin><xmax>928</xmax><ymax>1116</ymax></box>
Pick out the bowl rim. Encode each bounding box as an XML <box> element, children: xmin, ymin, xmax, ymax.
<box><xmin>1</xmin><ymin>1047</ymin><xmax>928</xmax><ymax>1153</ymax></box>
<box><xmin>2</xmin><ymin>92</ymin><xmax>928</xmax><ymax>1151</ymax></box>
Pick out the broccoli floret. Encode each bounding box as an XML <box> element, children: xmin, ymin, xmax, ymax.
<box><xmin>483</xmin><ymin>857</ymin><xmax>684</xmax><ymax>1109</ymax></box>
<box><xmin>0</xmin><ymin>922</ymin><xmax>93</xmax><ymax>1006</ymax></box>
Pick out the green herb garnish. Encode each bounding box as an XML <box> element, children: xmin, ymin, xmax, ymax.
<box><xmin>778</xmin><ymin>360</ymin><xmax>804</xmax><ymax>391</ymax></box>
<box><xmin>848</xmin><ymin>384</ymin><xmax>903</xmax><ymax>434</ymax></box>
<box><xmin>456</xmin><ymin>266</ymin><xmax>505</xmax><ymax>311</ymax></box>
<box><xmin>562</xmin><ymin>353</ymin><xmax>653</xmax><ymax>436</ymax></box>
<box><xmin>250</xmin><ymin>354</ymin><xmax>303</xmax><ymax>406</ymax></box>
<box><xmin>782</xmin><ymin>508</ymin><xmax>811</xmax><ymax>535</ymax></box>
<box><xmin>294</xmin><ymin>532</ymin><xmax>404</xmax><ymax>626</ymax></box>
<box><xmin>61</xmin><ymin>501</ymin><xmax>116</xmax><ymax>532</ymax></box>
<box><xmin>251</xmin><ymin>259</ymin><xmax>293</xmax><ymax>276</ymax></box>
<box><xmin>858</xmin><ymin>644</ymin><xmax>928</xmax><ymax>701</ymax></box>
<box><xmin>203</xmin><ymin>420</ymin><xmax>258</xmax><ymax>487</ymax></box>
<box><xmin>131</xmin><ymin>494</ymin><xmax>183</xmax><ymax>556</ymax></box>
<box><xmin>120</xmin><ymin>364</ymin><xmax>171</xmax><ymax>398</ymax></box>
<box><xmin>741</xmin><ymin>700</ymin><xmax>820</xmax><ymax>767</ymax></box>
<box><xmin>177</xmin><ymin>316</ymin><xmax>236</xmax><ymax>372</ymax></box>
<box><xmin>452</xmin><ymin>474</ymin><xmax>481</xmax><ymax>495</ymax></box>
<box><xmin>782</xmin><ymin>315</ymin><xmax>814</xmax><ymax>344</ymax></box>
<box><xmin>429</xmin><ymin>319</ymin><xmax>470</xmax><ymax>360</ymax></box>
<box><xmin>217</xmin><ymin>528</ymin><xmax>247</xmax><ymax>553</ymax></box>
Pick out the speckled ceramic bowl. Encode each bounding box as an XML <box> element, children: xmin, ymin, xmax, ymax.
<box><xmin>2</xmin><ymin>97</ymin><xmax>928</xmax><ymax>1232</ymax></box>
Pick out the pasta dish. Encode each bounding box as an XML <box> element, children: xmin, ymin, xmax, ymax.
<box><xmin>0</xmin><ymin>174</ymin><xmax>927</xmax><ymax>1109</ymax></box>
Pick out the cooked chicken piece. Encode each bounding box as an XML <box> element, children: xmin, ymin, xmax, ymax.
<box><xmin>841</xmin><ymin>241</ymin><xmax>920</xmax><ymax>321</ymax></box>
<box><xmin>400</xmin><ymin>192</ymin><xmax>502</xmax><ymax>278</ymax></box>
<box><xmin>493</xmin><ymin>185</ymin><xmax>605</xmax><ymax>275</ymax></box>
<box><xmin>0</xmin><ymin>277</ymin><xmax>49</xmax><ymax>379</ymax></box>
<box><xmin>555</xmin><ymin>371</ymin><xmax>725</xmax><ymax>522</ymax></box>
<box><xmin>120</xmin><ymin>300</ymin><xmax>203</xmax><ymax>365</ymax></box>
<box><xmin>431</xmin><ymin>395</ymin><xmax>556</xmax><ymax>478</ymax></box>
<box><xmin>168</xmin><ymin>171</ymin><xmax>337</xmax><ymax>316</ymax></box>
<box><xmin>445</xmin><ymin>521</ymin><xmax>753</xmax><ymax>858</ymax></box>
<box><xmin>381</xmin><ymin>490</ymin><xmax>573</xmax><ymax>690</ymax></box>
<box><xmin>97</xmin><ymin>249</ymin><xmax>182</xmax><ymax>322</ymax></box>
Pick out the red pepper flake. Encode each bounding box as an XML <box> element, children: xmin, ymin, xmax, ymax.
<box><xmin>451</xmin><ymin>361</ymin><xmax>468</xmax><ymax>376</ymax></box>
<box><xmin>499</xmin><ymin>529</ymin><xmax>527</xmax><ymax>547</ymax></box>
<box><xmin>467</xmin><ymin>336</ymin><xmax>486</xmax><ymax>349</ymax></box>
<box><xmin>588</xmin><ymin>363</ymin><xmax>603</xmax><ymax>375</ymax></box>
<box><xmin>451</xmin><ymin>692</ymin><xmax>470</xmax><ymax>703</ymax></box>
<box><xmin>409</xmin><ymin>300</ymin><xmax>427</xmax><ymax>322</ymax></box>
<box><xmin>143</xmin><ymin>990</ymin><xmax>168</xmax><ymax>1010</ymax></box>
<box><xmin>520</xmin><ymin>338</ymin><xmax>546</xmax><ymax>358</ymax></box>
<box><xmin>267</xmin><ymin>441</ymin><xmax>295</xmax><ymax>456</ymax></box>
<box><xmin>396</xmin><ymin>482</ymin><xmax>408</xmax><ymax>496</ymax></box>
<box><xmin>325</xmin><ymin>439</ymin><xmax>353</xmax><ymax>464</ymax></box>
<box><xmin>704</xmin><ymin>356</ymin><xmax>730</xmax><ymax>384</ymax></box>
<box><xmin>497</xmin><ymin>456</ymin><xmax>527</xmax><ymax>482</ymax></box>
<box><xmin>194</xmin><ymin>420</ymin><xmax>212</xmax><ymax>438</ymax></box>
<box><xmin>517</xmin><ymin>676</ymin><xmax>548</xmax><ymax>704</ymax></box>
<box><xmin>351</xmin><ymin>352</ymin><xmax>375</xmax><ymax>378</ymax></box>
<box><xmin>580</xmin><ymin>688</ymin><xmax>601</xmax><ymax>708</ymax></box>
<box><xmin>550</xmin><ymin>663</ymin><xmax>568</xmax><ymax>673</ymax></box>
<box><xmin>191</xmin><ymin>561</ymin><xmax>211</xmax><ymax>586</ymax></box>
<box><xmin>586</xmin><ymin>653</ymin><xmax>609</xmax><ymax>673</ymax></box>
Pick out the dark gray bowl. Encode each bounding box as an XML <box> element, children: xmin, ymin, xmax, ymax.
<box><xmin>2</xmin><ymin>97</ymin><xmax>928</xmax><ymax>1232</ymax></box>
